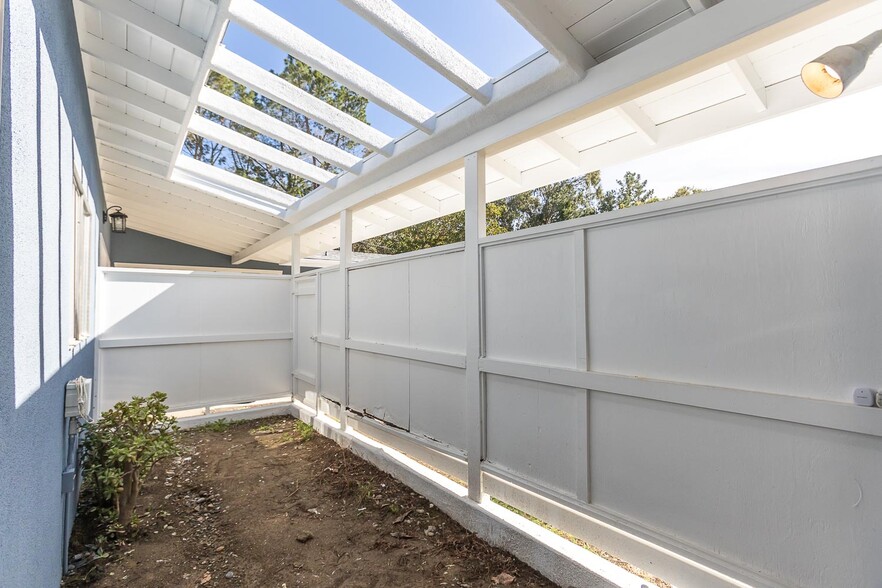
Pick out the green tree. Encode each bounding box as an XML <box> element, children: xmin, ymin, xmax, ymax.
<box><xmin>670</xmin><ymin>185</ymin><xmax>704</xmax><ymax>198</ymax></box>
<box><xmin>184</xmin><ymin>61</ymin><xmax>369</xmax><ymax>198</ymax></box>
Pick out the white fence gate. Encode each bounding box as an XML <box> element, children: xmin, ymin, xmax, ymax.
<box><xmin>291</xmin><ymin>159</ymin><xmax>882</xmax><ymax>588</ymax></box>
<box><xmin>96</xmin><ymin>268</ymin><xmax>292</xmax><ymax>412</ymax></box>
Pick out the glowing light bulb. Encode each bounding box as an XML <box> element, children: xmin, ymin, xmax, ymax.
<box><xmin>823</xmin><ymin>65</ymin><xmax>841</xmax><ymax>81</ymax></box>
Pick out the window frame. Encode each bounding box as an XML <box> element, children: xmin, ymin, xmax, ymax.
<box><xmin>72</xmin><ymin>161</ymin><xmax>95</xmax><ymax>344</ymax></box>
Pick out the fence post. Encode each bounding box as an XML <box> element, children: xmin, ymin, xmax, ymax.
<box><xmin>291</xmin><ymin>234</ymin><xmax>300</xmax><ymax>405</ymax></box>
<box><xmin>339</xmin><ymin>210</ymin><xmax>353</xmax><ymax>430</ymax></box>
<box><xmin>464</xmin><ymin>151</ymin><xmax>486</xmax><ymax>502</ymax></box>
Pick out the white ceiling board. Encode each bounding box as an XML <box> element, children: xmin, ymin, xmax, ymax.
<box><xmin>582</xmin><ymin>2</ymin><xmax>691</xmax><ymax>61</ymax></box>
<box><xmin>559</xmin><ymin>114</ymin><xmax>634</xmax><ymax>151</ymax></box>
<box><xmin>540</xmin><ymin>0</ymin><xmax>609</xmax><ymax>29</ymax></box>
<box><xmin>495</xmin><ymin>139</ymin><xmax>564</xmax><ymax>172</ymax></box>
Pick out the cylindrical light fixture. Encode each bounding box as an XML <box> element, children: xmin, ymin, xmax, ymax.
<box><xmin>103</xmin><ymin>205</ymin><xmax>128</xmax><ymax>233</ymax></box>
<box><xmin>801</xmin><ymin>29</ymin><xmax>882</xmax><ymax>98</ymax></box>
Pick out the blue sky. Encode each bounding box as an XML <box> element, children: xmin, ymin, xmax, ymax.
<box><xmin>221</xmin><ymin>0</ymin><xmax>541</xmax><ymax>138</ymax></box>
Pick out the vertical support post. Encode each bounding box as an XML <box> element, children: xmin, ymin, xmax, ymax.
<box><xmin>339</xmin><ymin>210</ymin><xmax>353</xmax><ymax>430</ymax></box>
<box><xmin>464</xmin><ymin>151</ymin><xmax>486</xmax><ymax>502</ymax></box>
<box><xmin>573</xmin><ymin>229</ymin><xmax>591</xmax><ymax>503</ymax></box>
<box><xmin>290</xmin><ymin>234</ymin><xmax>301</xmax><ymax>405</ymax></box>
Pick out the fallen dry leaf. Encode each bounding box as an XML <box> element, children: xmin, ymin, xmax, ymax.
<box><xmin>492</xmin><ymin>571</ymin><xmax>516</xmax><ymax>585</ymax></box>
<box><xmin>200</xmin><ymin>571</ymin><xmax>212</xmax><ymax>585</ymax></box>
<box><xmin>393</xmin><ymin>509</ymin><xmax>413</xmax><ymax>525</ymax></box>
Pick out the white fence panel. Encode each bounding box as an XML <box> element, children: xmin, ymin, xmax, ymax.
<box><xmin>585</xmin><ymin>179</ymin><xmax>882</xmax><ymax>400</ymax></box>
<box><xmin>346</xmin><ymin>249</ymin><xmax>467</xmax><ymax>451</ymax></box>
<box><xmin>483</xmin><ymin>233</ymin><xmax>582</xmax><ymax>368</ymax></box>
<box><xmin>288</xmin><ymin>160</ymin><xmax>882</xmax><ymax>588</ymax></box>
<box><xmin>97</xmin><ymin>269</ymin><xmax>292</xmax><ymax>412</ymax></box>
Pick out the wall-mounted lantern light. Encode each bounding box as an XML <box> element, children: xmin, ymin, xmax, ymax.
<box><xmin>801</xmin><ymin>30</ymin><xmax>882</xmax><ymax>98</ymax></box>
<box><xmin>103</xmin><ymin>205</ymin><xmax>128</xmax><ymax>233</ymax></box>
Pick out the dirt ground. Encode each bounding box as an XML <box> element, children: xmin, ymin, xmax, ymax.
<box><xmin>64</xmin><ymin>416</ymin><xmax>560</xmax><ymax>588</ymax></box>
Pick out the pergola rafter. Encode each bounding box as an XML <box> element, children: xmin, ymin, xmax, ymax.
<box><xmin>210</xmin><ymin>46</ymin><xmax>395</xmax><ymax>156</ymax></box>
<box><xmin>336</xmin><ymin>0</ymin><xmax>493</xmax><ymax>104</ymax></box>
<box><xmin>188</xmin><ymin>116</ymin><xmax>337</xmax><ymax>185</ymax></box>
<box><xmin>175</xmin><ymin>156</ymin><xmax>294</xmax><ymax>212</ymax></box>
<box><xmin>197</xmin><ymin>87</ymin><xmax>363</xmax><ymax>172</ymax></box>
<box><xmin>228</xmin><ymin>0</ymin><xmax>436</xmax><ymax>134</ymax></box>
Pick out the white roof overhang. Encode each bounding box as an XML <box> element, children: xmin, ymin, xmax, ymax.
<box><xmin>72</xmin><ymin>0</ymin><xmax>882</xmax><ymax>264</ymax></box>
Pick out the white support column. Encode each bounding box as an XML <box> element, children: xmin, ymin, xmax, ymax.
<box><xmin>290</xmin><ymin>234</ymin><xmax>302</xmax><ymax>275</ymax></box>
<box><xmin>291</xmin><ymin>234</ymin><xmax>301</xmax><ymax>404</ymax></box>
<box><xmin>464</xmin><ymin>151</ymin><xmax>486</xmax><ymax>502</ymax></box>
<box><xmin>339</xmin><ymin>210</ymin><xmax>353</xmax><ymax>430</ymax></box>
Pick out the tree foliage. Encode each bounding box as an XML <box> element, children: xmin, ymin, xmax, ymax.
<box><xmin>184</xmin><ymin>61</ymin><xmax>369</xmax><ymax>198</ymax></box>
<box><xmin>355</xmin><ymin>171</ymin><xmax>696</xmax><ymax>255</ymax></box>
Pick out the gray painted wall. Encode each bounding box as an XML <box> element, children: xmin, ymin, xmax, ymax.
<box><xmin>0</xmin><ymin>0</ymin><xmax>107</xmax><ymax>585</ymax></box>
<box><xmin>111</xmin><ymin>229</ymin><xmax>291</xmax><ymax>274</ymax></box>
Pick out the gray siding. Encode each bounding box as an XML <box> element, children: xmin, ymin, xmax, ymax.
<box><xmin>0</xmin><ymin>0</ymin><xmax>107</xmax><ymax>584</ymax></box>
<box><xmin>111</xmin><ymin>229</ymin><xmax>291</xmax><ymax>274</ymax></box>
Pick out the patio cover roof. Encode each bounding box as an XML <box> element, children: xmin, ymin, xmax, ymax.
<box><xmin>73</xmin><ymin>0</ymin><xmax>882</xmax><ymax>264</ymax></box>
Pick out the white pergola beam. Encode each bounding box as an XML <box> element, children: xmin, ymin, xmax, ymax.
<box><xmin>537</xmin><ymin>133</ymin><xmax>581</xmax><ymax>170</ymax></box>
<box><xmin>616</xmin><ymin>102</ymin><xmax>658</xmax><ymax>145</ymax></box>
<box><xmin>95</xmin><ymin>125</ymin><xmax>173</xmax><ymax>162</ymax></box>
<box><xmin>79</xmin><ymin>33</ymin><xmax>193</xmax><ymax>96</ymax></box>
<box><xmin>212</xmin><ymin>47</ymin><xmax>394</xmax><ymax>156</ymax></box>
<box><xmin>228</xmin><ymin>0</ymin><xmax>436</xmax><ymax>133</ymax></box>
<box><xmin>729</xmin><ymin>56</ymin><xmax>768</xmax><ymax>112</ymax></box>
<box><xmin>353</xmin><ymin>208</ymin><xmax>397</xmax><ymax>233</ymax></box>
<box><xmin>174</xmin><ymin>155</ymin><xmax>294</xmax><ymax>210</ymax></box>
<box><xmin>198</xmin><ymin>87</ymin><xmax>362</xmax><ymax>171</ymax></box>
<box><xmin>233</xmin><ymin>225</ymin><xmax>298</xmax><ymax>264</ymax></box>
<box><xmin>368</xmin><ymin>199</ymin><xmax>414</xmax><ymax>221</ymax></box>
<box><xmin>90</xmin><ymin>101</ymin><xmax>178</xmax><ymax>145</ymax></box>
<box><xmin>402</xmin><ymin>189</ymin><xmax>441</xmax><ymax>212</ymax></box>
<box><xmin>188</xmin><ymin>116</ymin><xmax>336</xmax><ymax>185</ymax></box>
<box><xmin>87</xmin><ymin>71</ymin><xmax>186</xmax><ymax>123</ymax></box>
<box><xmin>336</xmin><ymin>0</ymin><xmax>493</xmax><ymax>104</ymax></box>
<box><xmin>495</xmin><ymin>0</ymin><xmax>595</xmax><ymax>74</ymax></box>
<box><xmin>78</xmin><ymin>0</ymin><xmax>207</xmax><ymax>57</ymax></box>
<box><xmin>437</xmin><ymin>173</ymin><xmax>464</xmax><ymax>194</ymax></box>
<box><xmin>166</xmin><ymin>0</ymin><xmax>231</xmax><ymax>177</ymax></box>
<box><xmin>488</xmin><ymin>157</ymin><xmax>522</xmax><ymax>187</ymax></box>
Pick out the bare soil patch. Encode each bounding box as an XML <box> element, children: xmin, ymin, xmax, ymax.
<box><xmin>64</xmin><ymin>416</ymin><xmax>559</xmax><ymax>587</ymax></box>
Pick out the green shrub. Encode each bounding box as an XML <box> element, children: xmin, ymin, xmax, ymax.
<box><xmin>295</xmin><ymin>420</ymin><xmax>314</xmax><ymax>442</ymax></box>
<box><xmin>197</xmin><ymin>418</ymin><xmax>232</xmax><ymax>433</ymax></box>
<box><xmin>82</xmin><ymin>391</ymin><xmax>179</xmax><ymax>527</ymax></box>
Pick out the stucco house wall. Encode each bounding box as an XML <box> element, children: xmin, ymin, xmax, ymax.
<box><xmin>0</xmin><ymin>0</ymin><xmax>108</xmax><ymax>584</ymax></box>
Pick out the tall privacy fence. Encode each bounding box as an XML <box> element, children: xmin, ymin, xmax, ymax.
<box><xmin>292</xmin><ymin>158</ymin><xmax>882</xmax><ymax>588</ymax></box>
<box><xmin>95</xmin><ymin>158</ymin><xmax>882</xmax><ymax>588</ymax></box>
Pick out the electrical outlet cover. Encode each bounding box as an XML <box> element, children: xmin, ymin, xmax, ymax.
<box><xmin>854</xmin><ymin>388</ymin><xmax>876</xmax><ymax>407</ymax></box>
